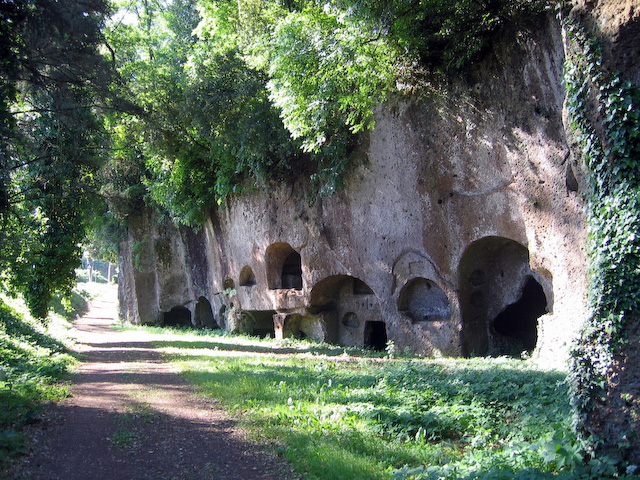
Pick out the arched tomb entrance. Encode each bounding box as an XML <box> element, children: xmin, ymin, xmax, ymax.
<box><xmin>276</xmin><ymin>313</ymin><xmax>331</xmax><ymax>342</ymax></box>
<box><xmin>458</xmin><ymin>237</ymin><xmax>549</xmax><ymax>357</ymax></box>
<box><xmin>266</xmin><ymin>242</ymin><xmax>303</xmax><ymax>290</ymax></box>
<box><xmin>194</xmin><ymin>297</ymin><xmax>217</xmax><ymax>329</ymax></box>
<box><xmin>309</xmin><ymin>275</ymin><xmax>384</xmax><ymax>348</ymax></box>
<box><xmin>230</xmin><ymin>310</ymin><xmax>276</xmax><ymax>337</ymax></box>
<box><xmin>163</xmin><ymin>306</ymin><xmax>191</xmax><ymax>327</ymax></box>
<box><xmin>239</xmin><ymin>265</ymin><xmax>257</xmax><ymax>287</ymax></box>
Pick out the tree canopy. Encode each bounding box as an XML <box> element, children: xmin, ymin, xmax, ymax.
<box><xmin>1</xmin><ymin>0</ymin><xmax>553</xmax><ymax>316</ymax></box>
<box><xmin>0</xmin><ymin>0</ymin><xmax>113</xmax><ymax>317</ymax></box>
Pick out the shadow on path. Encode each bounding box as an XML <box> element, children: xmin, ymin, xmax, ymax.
<box><xmin>7</xmin><ymin>286</ymin><xmax>290</xmax><ymax>480</ymax></box>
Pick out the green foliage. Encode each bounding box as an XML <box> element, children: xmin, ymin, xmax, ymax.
<box><xmin>562</xmin><ymin>10</ymin><xmax>640</xmax><ymax>465</ymax></box>
<box><xmin>0</xmin><ymin>299</ymin><xmax>74</xmax><ymax>467</ymax></box>
<box><xmin>104</xmin><ymin>0</ymin><xmax>303</xmax><ymax>223</ymax></box>
<box><xmin>148</xmin><ymin>49</ymin><xmax>301</xmax><ymax>220</ymax></box>
<box><xmin>108</xmin><ymin>427</ymin><xmax>138</xmax><ymax>449</ymax></box>
<box><xmin>49</xmin><ymin>289</ymin><xmax>91</xmax><ymax>320</ymax></box>
<box><xmin>0</xmin><ymin>0</ymin><xmax>113</xmax><ymax>318</ymax></box>
<box><xmin>101</xmin><ymin>0</ymin><xmax>552</xmax><ymax>225</ymax></box>
<box><xmin>262</xmin><ymin>6</ymin><xmax>397</xmax><ymax>152</ymax></box>
<box><xmin>85</xmin><ymin>209</ymin><xmax>127</xmax><ymax>265</ymax></box>
<box><xmin>240</xmin><ymin>0</ymin><xmax>550</xmax><ymax>153</ymax></box>
<box><xmin>132</xmin><ymin>236</ymin><xmax>154</xmax><ymax>273</ymax></box>
<box><xmin>325</xmin><ymin>0</ymin><xmax>550</xmax><ymax>72</ymax></box>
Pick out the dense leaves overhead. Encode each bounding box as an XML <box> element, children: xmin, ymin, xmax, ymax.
<box><xmin>103</xmin><ymin>0</ymin><xmax>552</xmax><ymax>223</ymax></box>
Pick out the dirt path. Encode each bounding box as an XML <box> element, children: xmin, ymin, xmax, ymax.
<box><xmin>6</xmin><ymin>287</ymin><xmax>291</xmax><ymax>480</ymax></box>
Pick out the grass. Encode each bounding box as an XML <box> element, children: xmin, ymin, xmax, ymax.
<box><xmin>123</xmin><ymin>399</ymin><xmax>156</xmax><ymax>424</ymax></box>
<box><xmin>118</xmin><ymin>325</ymin><xmax>631</xmax><ymax>480</ymax></box>
<box><xmin>108</xmin><ymin>399</ymin><xmax>156</xmax><ymax>449</ymax></box>
<box><xmin>184</xmin><ymin>356</ymin><xmax>570</xmax><ymax>479</ymax></box>
<box><xmin>108</xmin><ymin>426</ymin><xmax>139</xmax><ymax>448</ymax></box>
<box><xmin>0</xmin><ymin>294</ymin><xmax>80</xmax><ymax>467</ymax></box>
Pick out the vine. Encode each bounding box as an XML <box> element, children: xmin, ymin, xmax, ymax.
<box><xmin>562</xmin><ymin>7</ymin><xmax>640</xmax><ymax>467</ymax></box>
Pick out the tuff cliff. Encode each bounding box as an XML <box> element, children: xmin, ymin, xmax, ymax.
<box><xmin>117</xmin><ymin>5</ymin><xmax>630</xmax><ymax>367</ymax></box>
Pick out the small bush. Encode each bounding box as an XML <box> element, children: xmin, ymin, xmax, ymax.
<box><xmin>75</xmin><ymin>269</ymin><xmax>90</xmax><ymax>283</ymax></box>
<box><xmin>49</xmin><ymin>288</ymin><xmax>90</xmax><ymax>320</ymax></box>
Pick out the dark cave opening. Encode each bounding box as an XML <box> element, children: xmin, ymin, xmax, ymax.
<box><xmin>245</xmin><ymin>310</ymin><xmax>277</xmax><ymax>338</ymax></box>
<box><xmin>163</xmin><ymin>306</ymin><xmax>192</xmax><ymax>327</ymax></box>
<box><xmin>239</xmin><ymin>265</ymin><xmax>257</xmax><ymax>287</ymax></box>
<box><xmin>492</xmin><ymin>276</ymin><xmax>547</xmax><ymax>354</ymax></box>
<box><xmin>194</xmin><ymin>297</ymin><xmax>217</xmax><ymax>329</ymax></box>
<box><xmin>364</xmin><ymin>321</ymin><xmax>388</xmax><ymax>351</ymax></box>
<box><xmin>281</xmin><ymin>251</ymin><xmax>303</xmax><ymax>290</ymax></box>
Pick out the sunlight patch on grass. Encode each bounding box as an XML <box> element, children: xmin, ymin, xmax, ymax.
<box><xmin>118</xmin><ymin>323</ymin><xmax>381</xmax><ymax>358</ymax></box>
<box><xmin>124</xmin><ymin>326</ymin><xmax>586</xmax><ymax>480</ymax></box>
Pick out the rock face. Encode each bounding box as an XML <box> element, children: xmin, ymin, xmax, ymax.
<box><xmin>119</xmin><ymin>12</ymin><xmax>591</xmax><ymax>366</ymax></box>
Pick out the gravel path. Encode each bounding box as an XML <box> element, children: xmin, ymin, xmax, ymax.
<box><xmin>6</xmin><ymin>287</ymin><xmax>291</xmax><ymax>480</ymax></box>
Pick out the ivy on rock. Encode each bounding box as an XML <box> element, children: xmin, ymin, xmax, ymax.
<box><xmin>563</xmin><ymin>9</ymin><xmax>640</xmax><ymax>468</ymax></box>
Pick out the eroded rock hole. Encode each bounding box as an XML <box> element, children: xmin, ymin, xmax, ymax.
<box><xmin>566</xmin><ymin>163</ymin><xmax>579</xmax><ymax>192</ymax></box>
<box><xmin>397</xmin><ymin>278</ymin><xmax>451</xmax><ymax>323</ymax></box>
<box><xmin>492</xmin><ymin>276</ymin><xmax>547</xmax><ymax>354</ymax></box>
<box><xmin>239</xmin><ymin>265</ymin><xmax>256</xmax><ymax>287</ymax></box>
<box><xmin>364</xmin><ymin>321</ymin><xmax>387</xmax><ymax>351</ymax></box>
<box><xmin>342</xmin><ymin>312</ymin><xmax>360</xmax><ymax>329</ymax></box>
<box><xmin>164</xmin><ymin>306</ymin><xmax>191</xmax><ymax>327</ymax></box>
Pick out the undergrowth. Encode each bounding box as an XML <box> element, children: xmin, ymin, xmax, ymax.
<box><xmin>135</xmin><ymin>327</ymin><xmax>636</xmax><ymax>480</ymax></box>
<box><xmin>0</xmin><ymin>298</ymin><xmax>76</xmax><ymax>467</ymax></box>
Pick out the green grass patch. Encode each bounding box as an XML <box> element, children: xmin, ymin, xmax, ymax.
<box><xmin>48</xmin><ymin>288</ymin><xmax>91</xmax><ymax>321</ymax></box>
<box><xmin>138</xmin><ymin>326</ymin><xmax>621</xmax><ymax>480</ymax></box>
<box><xmin>108</xmin><ymin>426</ymin><xmax>138</xmax><ymax>449</ymax></box>
<box><xmin>0</xmin><ymin>298</ymin><xmax>75</xmax><ymax>466</ymax></box>
<box><xmin>118</xmin><ymin>323</ymin><xmax>385</xmax><ymax>357</ymax></box>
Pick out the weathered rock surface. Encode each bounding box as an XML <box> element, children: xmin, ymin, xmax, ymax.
<box><xmin>117</xmin><ymin>8</ymin><xmax>631</xmax><ymax>368</ymax></box>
